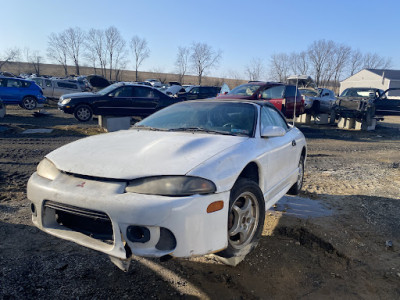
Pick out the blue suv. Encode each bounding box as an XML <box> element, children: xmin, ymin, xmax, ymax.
<box><xmin>0</xmin><ymin>76</ymin><xmax>46</xmax><ymax>110</ymax></box>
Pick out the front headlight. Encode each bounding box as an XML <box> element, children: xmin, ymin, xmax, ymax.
<box><xmin>37</xmin><ymin>158</ymin><xmax>60</xmax><ymax>180</ymax></box>
<box><xmin>60</xmin><ymin>98</ymin><xmax>71</xmax><ymax>105</ymax></box>
<box><xmin>125</xmin><ymin>176</ymin><xmax>216</xmax><ymax>196</ymax></box>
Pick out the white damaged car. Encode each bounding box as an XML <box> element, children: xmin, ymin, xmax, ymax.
<box><xmin>27</xmin><ymin>99</ymin><xmax>306</xmax><ymax>270</ymax></box>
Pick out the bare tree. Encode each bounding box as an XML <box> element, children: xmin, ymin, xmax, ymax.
<box><xmin>307</xmin><ymin>39</ymin><xmax>335</xmax><ymax>86</ymax></box>
<box><xmin>85</xmin><ymin>29</ymin><xmax>108</xmax><ymax>77</ymax></box>
<box><xmin>288</xmin><ymin>51</ymin><xmax>309</xmax><ymax>75</ymax></box>
<box><xmin>190</xmin><ymin>42</ymin><xmax>221</xmax><ymax>85</ymax></box>
<box><xmin>362</xmin><ymin>52</ymin><xmax>392</xmax><ymax>69</ymax></box>
<box><xmin>47</xmin><ymin>32</ymin><xmax>69</xmax><ymax>76</ymax></box>
<box><xmin>175</xmin><ymin>46</ymin><xmax>190</xmax><ymax>84</ymax></box>
<box><xmin>0</xmin><ymin>47</ymin><xmax>20</xmax><ymax>70</ymax></box>
<box><xmin>130</xmin><ymin>35</ymin><xmax>150</xmax><ymax>81</ymax></box>
<box><xmin>64</xmin><ymin>27</ymin><xmax>85</xmax><ymax>75</ymax></box>
<box><xmin>331</xmin><ymin>44</ymin><xmax>351</xmax><ymax>84</ymax></box>
<box><xmin>245</xmin><ymin>57</ymin><xmax>264</xmax><ymax>81</ymax></box>
<box><xmin>348</xmin><ymin>49</ymin><xmax>363</xmax><ymax>76</ymax></box>
<box><xmin>30</xmin><ymin>51</ymin><xmax>43</xmax><ymax>75</ymax></box>
<box><xmin>105</xmin><ymin>27</ymin><xmax>127</xmax><ymax>81</ymax></box>
<box><xmin>269</xmin><ymin>53</ymin><xmax>290</xmax><ymax>82</ymax></box>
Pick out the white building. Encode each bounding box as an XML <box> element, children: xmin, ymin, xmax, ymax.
<box><xmin>340</xmin><ymin>69</ymin><xmax>400</xmax><ymax>97</ymax></box>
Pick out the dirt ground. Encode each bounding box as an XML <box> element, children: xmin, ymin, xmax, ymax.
<box><xmin>1</xmin><ymin>105</ymin><xmax>399</xmax><ymax>299</ymax></box>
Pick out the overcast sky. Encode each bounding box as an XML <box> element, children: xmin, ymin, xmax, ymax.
<box><xmin>1</xmin><ymin>0</ymin><xmax>399</xmax><ymax>78</ymax></box>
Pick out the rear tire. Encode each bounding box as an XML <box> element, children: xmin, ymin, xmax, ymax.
<box><xmin>216</xmin><ymin>178</ymin><xmax>265</xmax><ymax>261</ymax></box>
<box><xmin>22</xmin><ymin>96</ymin><xmax>37</xmax><ymax>110</ymax></box>
<box><xmin>288</xmin><ymin>155</ymin><xmax>304</xmax><ymax>195</ymax></box>
<box><xmin>74</xmin><ymin>105</ymin><xmax>93</xmax><ymax>122</ymax></box>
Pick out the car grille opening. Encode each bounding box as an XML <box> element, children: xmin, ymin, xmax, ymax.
<box><xmin>44</xmin><ymin>200</ymin><xmax>114</xmax><ymax>244</ymax></box>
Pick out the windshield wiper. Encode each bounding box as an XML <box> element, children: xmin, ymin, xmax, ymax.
<box><xmin>133</xmin><ymin>125</ymin><xmax>168</xmax><ymax>131</ymax></box>
<box><xmin>168</xmin><ymin>127</ymin><xmax>238</xmax><ymax>136</ymax></box>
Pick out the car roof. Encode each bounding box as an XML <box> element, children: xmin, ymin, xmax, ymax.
<box><xmin>0</xmin><ymin>76</ymin><xmax>30</xmax><ymax>82</ymax></box>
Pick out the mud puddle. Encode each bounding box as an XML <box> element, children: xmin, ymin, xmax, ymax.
<box><xmin>269</xmin><ymin>195</ymin><xmax>334</xmax><ymax>218</ymax></box>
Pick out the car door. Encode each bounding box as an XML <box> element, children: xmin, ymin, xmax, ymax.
<box><xmin>375</xmin><ymin>89</ymin><xmax>400</xmax><ymax>116</ymax></box>
<box><xmin>186</xmin><ymin>87</ymin><xmax>200</xmax><ymax>100</ymax></box>
<box><xmin>283</xmin><ymin>85</ymin><xmax>303</xmax><ymax>118</ymax></box>
<box><xmin>94</xmin><ymin>86</ymin><xmax>135</xmax><ymax>116</ymax></box>
<box><xmin>257</xmin><ymin>106</ymin><xmax>298</xmax><ymax>202</ymax></box>
<box><xmin>1</xmin><ymin>78</ymin><xmax>23</xmax><ymax>103</ymax></box>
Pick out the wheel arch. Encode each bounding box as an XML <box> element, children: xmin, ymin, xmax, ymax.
<box><xmin>235</xmin><ymin>161</ymin><xmax>260</xmax><ymax>187</ymax></box>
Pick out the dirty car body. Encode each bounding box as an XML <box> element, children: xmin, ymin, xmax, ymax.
<box><xmin>27</xmin><ymin>99</ymin><xmax>306</xmax><ymax>270</ymax></box>
<box><xmin>334</xmin><ymin>88</ymin><xmax>400</xmax><ymax>120</ymax></box>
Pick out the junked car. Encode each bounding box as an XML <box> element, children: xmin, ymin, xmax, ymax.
<box><xmin>30</xmin><ymin>77</ymin><xmax>87</xmax><ymax>100</ymax></box>
<box><xmin>301</xmin><ymin>88</ymin><xmax>336</xmax><ymax>114</ymax></box>
<box><xmin>27</xmin><ymin>99</ymin><xmax>306</xmax><ymax>271</ymax></box>
<box><xmin>334</xmin><ymin>87</ymin><xmax>400</xmax><ymax>120</ymax></box>
<box><xmin>217</xmin><ymin>82</ymin><xmax>305</xmax><ymax>118</ymax></box>
<box><xmin>58</xmin><ymin>82</ymin><xmax>180</xmax><ymax>122</ymax></box>
<box><xmin>0</xmin><ymin>76</ymin><xmax>46</xmax><ymax>110</ymax></box>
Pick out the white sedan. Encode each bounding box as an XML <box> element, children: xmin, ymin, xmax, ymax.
<box><xmin>27</xmin><ymin>99</ymin><xmax>306</xmax><ymax>270</ymax></box>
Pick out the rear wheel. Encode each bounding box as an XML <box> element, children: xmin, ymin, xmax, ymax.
<box><xmin>22</xmin><ymin>97</ymin><xmax>37</xmax><ymax>110</ymax></box>
<box><xmin>216</xmin><ymin>178</ymin><xmax>265</xmax><ymax>262</ymax></box>
<box><xmin>74</xmin><ymin>105</ymin><xmax>93</xmax><ymax>122</ymax></box>
<box><xmin>288</xmin><ymin>155</ymin><xmax>304</xmax><ymax>195</ymax></box>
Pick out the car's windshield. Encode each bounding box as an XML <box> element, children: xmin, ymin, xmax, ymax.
<box><xmin>135</xmin><ymin>101</ymin><xmax>256</xmax><ymax>137</ymax></box>
<box><xmin>96</xmin><ymin>83</ymin><xmax>122</xmax><ymax>96</ymax></box>
<box><xmin>300</xmin><ymin>89</ymin><xmax>318</xmax><ymax>97</ymax></box>
<box><xmin>340</xmin><ymin>88</ymin><xmax>376</xmax><ymax>97</ymax></box>
<box><xmin>229</xmin><ymin>84</ymin><xmax>261</xmax><ymax>96</ymax></box>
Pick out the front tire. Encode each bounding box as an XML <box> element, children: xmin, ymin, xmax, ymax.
<box><xmin>22</xmin><ymin>97</ymin><xmax>37</xmax><ymax>110</ymax></box>
<box><xmin>216</xmin><ymin>178</ymin><xmax>265</xmax><ymax>261</ymax></box>
<box><xmin>287</xmin><ymin>155</ymin><xmax>305</xmax><ymax>195</ymax></box>
<box><xmin>74</xmin><ymin>105</ymin><xmax>93</xmax><ymax>122</ymax></box>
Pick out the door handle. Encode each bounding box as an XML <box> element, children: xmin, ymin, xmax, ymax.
<box><xmin>292</xmin><ymin>140</ymin><xmax>296</xmax><ymax>146</ymax></box>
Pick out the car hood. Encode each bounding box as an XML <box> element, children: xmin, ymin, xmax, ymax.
<box><xmin>46</xmin><ymin>130</ymin><xmax>248</xmax><ymax>180</ymax></box>
<box><xmin>60</xmin><ymin>92</ymin><xmax>96</xmax><ymax>100</ymax></box>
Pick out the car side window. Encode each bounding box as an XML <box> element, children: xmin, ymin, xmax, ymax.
<box><xmin>190</xmin><ymin>87</ymin><xmax>199</xmax><ymax>94</ymax></box>
<box><xmin>261</xmin><ymin>106</ymin><xmax>288</xmax><ymax>131</ymax></box>
<box><xmin>45</xmin><ymin>80</ymin><xmax>52</xmax><ymax>87</ymax></box>
<box><xmin>33</xmin><ymin>78</ymin><xmax>42</xmax><ymax>87</ymax></box>
<box><xmin>261</xmin><ymin>85</ymin><xmax>285</xmax><ymax>99</ymax></box>
<box><xmin>6</xmin><ymin>79</ymin><xmax>21</xmax><ymax>88</ymax></box>
<box><xmin>114</xmin><ymin>86</ymin><xmax>133</xmax><ymax>97</ymax></box>
<box><xmin>133</xmin><ymin>87</ymin><xmax>154</xmax><ymax>98</ymax></box>
<box><xmin>0</xmin><ymin>78</ymin><xmax>5</xmax><ymax>87</ymax></box>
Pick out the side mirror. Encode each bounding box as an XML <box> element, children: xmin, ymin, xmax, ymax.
<box><xmin>108</xmin><ymin>93</ymin><xmax>115</xmax><ymax>97</ymax></box>
<box><xmin>261</xmin><ymin>126</ymin><xmax>286</xmax><ymax>138</ymax></box>
<box><xmin>258</xmin><ymin>93</ymin><xmax>262</xmax><ymax>99</ymax></box>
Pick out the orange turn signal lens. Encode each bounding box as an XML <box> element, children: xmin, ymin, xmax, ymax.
<box><xmin>207</xmin><ymin>201</ymin><xmax>224</xmax><ymax>213</ymax></box>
